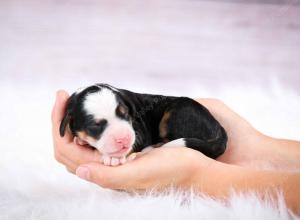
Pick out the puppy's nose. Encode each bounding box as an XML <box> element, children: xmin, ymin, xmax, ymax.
<box><xmin>114</xmin><ymin>135</ymin><xmax>130</xmax><ymax>147</ymax></box>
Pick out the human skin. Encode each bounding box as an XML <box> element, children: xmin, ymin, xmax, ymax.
<box><xmin>51</xmin><ymin>90</ymin><xmax>300</xmax><ymax>214</ymax></box>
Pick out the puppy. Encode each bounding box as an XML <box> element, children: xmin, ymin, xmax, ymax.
<box><xmin>59</xmin><ymin>84</ymin><xmax>227</xmax><ymax>166</ymax></box>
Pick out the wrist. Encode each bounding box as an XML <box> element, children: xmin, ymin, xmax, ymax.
<box><xmin>190</xmin><ymin>159</ymin><xmax>257</xmax><ymax>198</ymax></box>
<box><xmin>190</xmin><ymin>158</ymin><xmax>300</xmax><ymax>214</ymax></box>
<box><xmin>258</xmin><ymin>135</ymin><xmax>300</xmax><ymax>170</ymax></box>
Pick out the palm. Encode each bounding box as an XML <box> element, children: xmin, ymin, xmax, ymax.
<box><xmin>196</xmin><ymin>99</ymin><xmax>263</xmax><ymax>166</ymax></box>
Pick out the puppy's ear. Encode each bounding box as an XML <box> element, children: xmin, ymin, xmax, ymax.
<box><xmin>59</xmin><ymin>94</ymin><xmax>76</xmax><ymax>137</ymax></box>
<box><xmin>117</xmin><ymin>89</ymin><xmax>136</xmax><ymax>116</ymax></box>
<box><xmin>59</xmin><ymin>110</ymin><xmax>71</xmax><ymax>137</ymax></box>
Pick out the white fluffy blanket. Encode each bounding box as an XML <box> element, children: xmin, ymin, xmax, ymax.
<box><xmin>0</xmin><ymin>80</ymin><xmax>299</xmax><ymax>220</ymax></box>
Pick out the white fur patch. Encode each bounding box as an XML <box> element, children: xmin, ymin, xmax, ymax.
<box><xmin>141</xmin><ymin>146</ymin><xmax>154</xmax><ymax>153</ymax></box>
<box><xmin>82</xmin><ymin>88</ymin><xmax>136</xmax><ymax>157</ymax></box>
<box><xmin>84</xmin><ymin>88</ymin><xmax>118</xmax><ymax>120</ymax></box>
<box><xmin>162</xmin><ymin>138</ymin><xmax>186</xmax><ymax>148</ymax></box>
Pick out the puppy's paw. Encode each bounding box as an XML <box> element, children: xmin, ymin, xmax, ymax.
<box><xmin>101</xmin><ymin>155</ymin><xmax>127</xmax><ymax>166</ymax></box>
<box><xmin>101</xmin><ymin>155</ymin><xmax>111</xmax><ymax>166</ymax></box>
<box><xmin>120</xmin><ymin>157</ymin><xmax>127</xmax><ymax>164</ymax></box>
<box><xmin>111</xmin><ymin>157</ymin><xmax>121</xmax><ymax>166</ymax></box>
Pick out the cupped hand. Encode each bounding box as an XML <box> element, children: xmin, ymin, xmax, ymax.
<box><xmin>75</xmin><ymin>147</ymin><xmax>213</xmax><ymax>190</ymax></box>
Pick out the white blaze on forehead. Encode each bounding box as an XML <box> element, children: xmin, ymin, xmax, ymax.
<box><xmin>84</xmin><ymin>88</ymin><xmax>118</xmax><ymax>120</ymax></box>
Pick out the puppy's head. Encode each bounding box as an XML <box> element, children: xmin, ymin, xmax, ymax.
<box><xmin>59</xmin><ymin>84</ymin><xmax>135</xmax><ymax>158</ymax></box>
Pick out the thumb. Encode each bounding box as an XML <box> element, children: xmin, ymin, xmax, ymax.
<box><xmin>51</xmin><ymin>90</ymin><xmax>73</xmax><ymax>143</ymax></box>
<box><xmin>75</xmin><ymin>162</ymin><xmax>129</xmax><ymax>189</ymax></box>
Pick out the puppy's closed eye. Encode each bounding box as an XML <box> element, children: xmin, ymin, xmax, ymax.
<box><xmin>86</xmin><ymin>120</ymin><xmax>107</xmax><ymax>138</ymax></box>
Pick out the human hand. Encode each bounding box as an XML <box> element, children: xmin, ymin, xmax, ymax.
<box><xmin>196</xmin><ymin>98</ymin><xmax>267</xmax><ymax>167</ymax></box>
<box><xmin>52</xmin><ymin>91</ymin><xmax>300</xmax><ymax>214</ymax></box>
<box><xmin>75</xmin><ymin>146</ymin><xmax>213</xmax><ymax>190</ymax></box>
<box><xmin>52</xmin><ymin>91</ymin><xmax>264</xmax><ymax>173</ymax></box>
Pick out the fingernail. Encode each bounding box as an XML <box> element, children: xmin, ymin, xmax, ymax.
<box><xmin>127</xmin><ymin>153</ymin><xmax>137</xmax><ymax>162</ymax></box>
<box><xmin>76</xmin><ymin>166</ymin><xmax>90</xmax><ymax>180</ymax></box>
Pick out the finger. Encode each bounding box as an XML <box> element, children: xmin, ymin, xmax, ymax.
<box><xmin>55</xmin><ymin>149</ymin><xmax>78</xmax><ymax>171</ymax></box>
<box><xmin>70</xmin><ymin>144</ymin><xmax>102</xmax><ymax>165</ymax></box>
<box><xmin>195</xmin><ymin>98</ymin><xmax>225</xmax><ymax>115</ymax></box>
<box><xmin>51</xmin><ymin>90</ymin><xmax>73</xmax><ymax>143</ymax></box>
<box><xmin>66</xmin><ymin>166</ymin><xmax>76</xmax><ymax>174</ymax></box>
<box><xmin>127</xmin><ymin>152</ymin><xmax>144</xmax><ymax>162</ymax></box>
<box><xmin>56</xmin><ymin>146</ymin><xmax>100</xmax><ymax>174</ymax></box>
<box><xmin>56</xmin><ymin>142</ymin><xmax>102</xmax><ymax>166</ymax></box>
<box><xmin>51</xmin><ymin>90</ymin><xmax>69</xmax><ymax>128</ymax></box>
<box><xmin>76</xmin><ymin>162</ymin><xmax>140</xmax><ymax>189</ymax></box>
<box><xmin>127</xmin><ymin>153</ymin><xmax>137</xmax><ymax>162</ymax></box>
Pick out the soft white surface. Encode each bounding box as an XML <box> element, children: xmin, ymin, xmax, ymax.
<box><xmin>1</xmin><ymin>0</ymin><xmax>300</xmax><ymax>219</ymax></box>
<box><xmin>0</xmin><ymin>81</ymin><xmax>299</xmax><ymax>220</ymax></box>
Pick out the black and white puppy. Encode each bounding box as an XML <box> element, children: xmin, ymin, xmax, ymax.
<box><xmin>60</xmin><ymin>84</ymin><xmax>227</xmax><ymax>166</ymax></box>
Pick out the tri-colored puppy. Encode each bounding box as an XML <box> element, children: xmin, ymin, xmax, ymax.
<box><xmin>60</xmin><ymin>84</ymin><xmax>227</xmax><ymax>166</ymax></box>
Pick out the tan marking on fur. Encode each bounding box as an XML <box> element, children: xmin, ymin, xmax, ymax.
<box><xmin>77</xmin><ymin>131</ymin><xmax>97</xmax><ymax>142</ymax></box>
<box><xmin>77</xmin><ymin>131</ymin><xmax>87</xmax><ymax>140</ymax></box>
<box><xmin>159</xmin><ymin>111</ymin><xmax>171</xmax><ymax>139</ymax></box>
<box><xmin>118</xmin><ymin>105</ymin><xmax>127</xmax><ymax>115</ymax></box>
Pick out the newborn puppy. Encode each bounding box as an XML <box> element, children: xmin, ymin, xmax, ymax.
<box><xmin>59</xmin><ymin>84</ymin><xmax>227</xmax><ymax>166</ymax></box>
